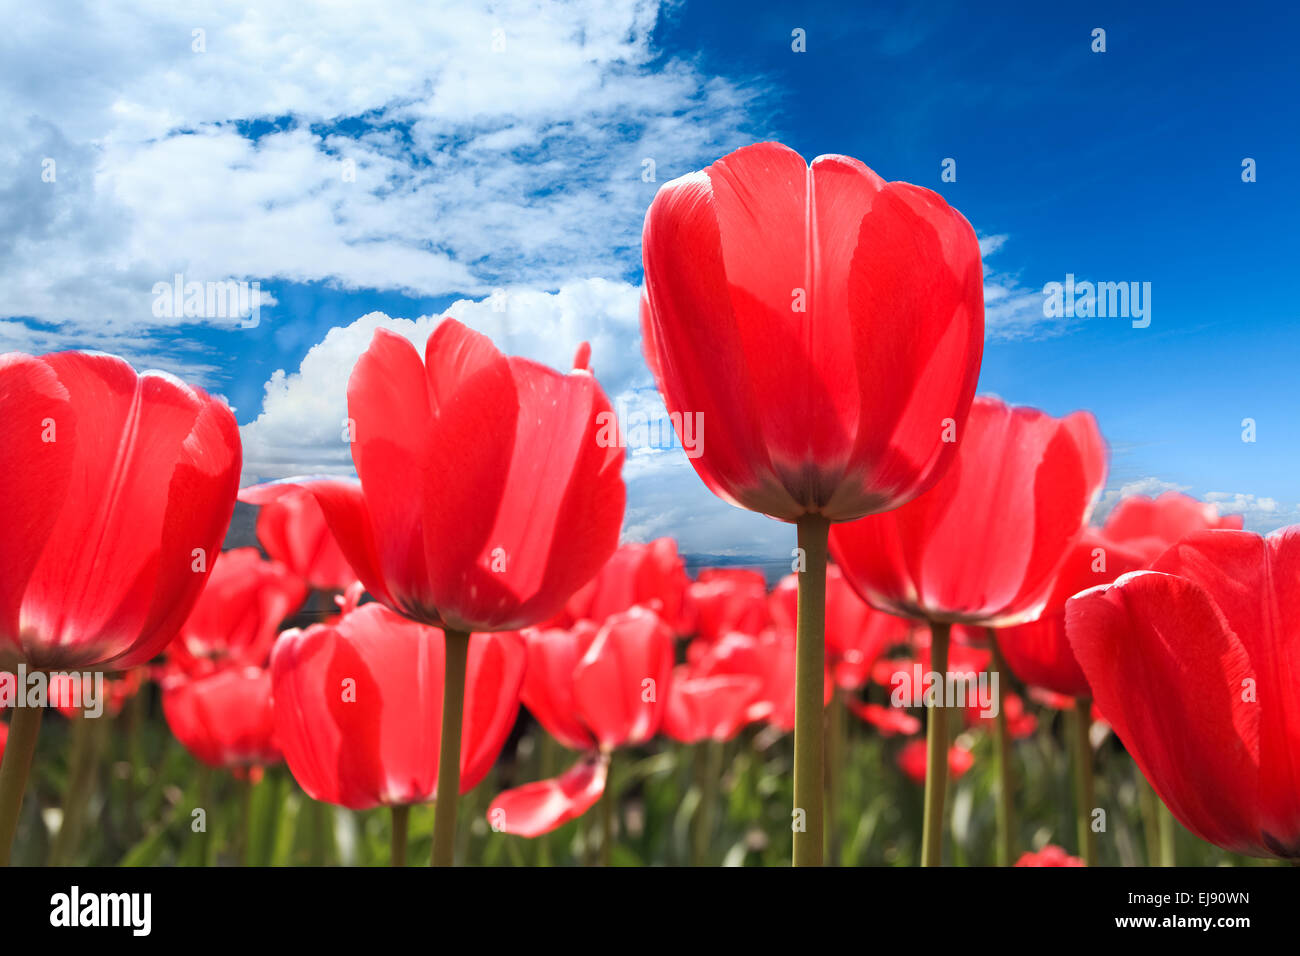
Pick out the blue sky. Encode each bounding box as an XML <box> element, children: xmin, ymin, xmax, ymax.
<box><xmin>3</xmin><ymin>1</ymin><xmax>1297</xmax><ymax>556</ymax></box>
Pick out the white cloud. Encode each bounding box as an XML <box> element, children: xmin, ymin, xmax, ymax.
<box><xmin>1203</xmin><ymin>492</ymin><xmax>1300</xmax><ymax>533</ymax></box>
<box><xmin>978</xmin><ymin>234</ymin><xmax>1063</xmax><ymax>340</ymax></box>
<box><xmin>0</xmin><ymin>0</ymin><xmax>761</xmax><ymax>340</ymax></box>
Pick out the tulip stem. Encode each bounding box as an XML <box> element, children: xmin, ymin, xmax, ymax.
<box><xmin>921</xmin><ymin>619</ymin><xmax>951</xmax><ymax>867</ymax></box>
<box><xmin>0</xmin><ymin>703</ymin><xmax>45</xmax><ymax>866</ymax></box>
<box><xmin>693</xmin><ymin>740</ymin><xmax>722</xmax><ymax>866</ymax></box>
<box><xmin>825</xmin><ymin>690</ymin><xmax>844</xmax><ymax>865</ymax></box>
<box><xmin>432</xmin><ymin>628</ymin><xmax>471</xmax><ymax>867</ymax></box>
<box><xmin>793</xmin><ymin>514</ymin><xmax>829</xmax><ymax>867</ymax></box>
<box><xmin>1071</xmin><ymin>697</ymin><xmax>1098</xmax><ymax>865</ymax></box>
<box><xmin>391</xmin><ymin>805</ymin><xmax>409</xmax><ymax>867</ymax></box>
<box><xmin>49</xmin><ymin>711</ymin><xmax>107</xmax><ymax>866</ymax></box>
<box><xmin>238</xmin><ymin>776</ymin><xmax>254</xmax><ymax>866</ymax></box>
<box><xmin>987</xmin><ymin>630</ymin><xmax>1016</xmax><ymax>866</ymax></box>
<box><xmin>1158</xmin><ymin>800</ymin><xmax>1176</xmax><ymax>867</ymax></box>
<box><xmin>599</xmin><ymin>760</ymin><xmax>614</xmax><ymax>867</ymax></box>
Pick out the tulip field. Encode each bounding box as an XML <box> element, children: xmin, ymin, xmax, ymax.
<box><xmin>0</xmin><ymin>329</ymin><xmax>1293</xmax><ymax>872</ymax></box>
<box><xmin>1</xmin><ymin>9</ymin><xmax>1296</xmax><ymax>921</ymax></box>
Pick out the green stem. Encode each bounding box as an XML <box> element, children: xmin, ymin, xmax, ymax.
<box><xmin>693</xmin><ymin>740</ymin><xmax>722</xmax><ymax>866</ymax></box>
<box><xmin>793</xmin><ymin>514</ymin><xmax>829</xmax><ymax>867</ymax></box>
<box><xmin>49</xmin><ymin>712</ymin><xmax>107</xmax><ymax>865</ymax></box>
<box><xmin>987</xmin><ymin>630</ymin><xmax>1016</xmax><ymax>866</ymax></box>
<box><xmin>432</xmin><ymin>628</ymin><xmax>471</xmax><ymax>867</ymax></box>
<box><xmin>0</xmin><ymin>703</ymin><xmax>45</xmax><ymax>866</ymax></box>
<box><xmin>1071</xmin><ymin>697</ymin><xmax>1098</xmax><ymax>865</ymax></box>
<box><xmin>391</xmin><ymin>805</ymin><xmax>410</xmax><ymax>867</ymax></box>
<box><xmin>599</xmin><ymin>758</ymin><xmax>614</xmax><ymax>867</ymax></box>
<box><xmin>238</xmin><ymin>775</ymin><xmax>253</xmax><ymax>866</ymax></box>
<box><xmin>921</xmin><ymin>619</ymin><xmax>951</xmax><ymax>867</ymax></box>
<box><xmin>195</xmin><ymin>765</ymin><xmax>214</xmax><ymax>866</ymax></box>
<box><xmin>253</xmin><ymin>766</ymin><xmax>286</xmax><ymax>866</ymax></box>
<box><xmin>1137</xmin><ymin>770</ymin><xmax>1161</xmax><ymax>865</ymax></box>
<box><xmin>825</xmin><ymin>690</ymin><xmax>844</xmax><ymax>865</ymax></box>
<box><xmin>1158</xmin><ymin>799</ymin><xmax>1176</xmax><ymax>867</ymax></box>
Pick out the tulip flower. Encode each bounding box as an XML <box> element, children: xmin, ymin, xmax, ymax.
<box><xmin>832</xmin><ymin>396</ymin><xmax>1105</xmax><ymax>865</ymax></box>
<box><xmin>488</xmin><ymin>607</ymin><xmax>673</xmax><ymax>857</ymax></box>
<box><xmin>0</xmin><ymin>351</ymin><xmax>241</xmax><ymax>866</ymax></box>
<box><xmin>1067</xmin><ymin>527</ymin><xmax>1300</xmax><ymax>860</ymax></box>
<box><xmin>664</xmin><ymin>667</ymin><xmax>762</xmax><ymax>866</ymax></box>
<box><xmin>168</xmin><ymin>548</ymin><xmax>306</xmax><ymax>677</ymax></box>
<box><xmin>689</xmin><ymin>569</ymin><xmax>770</xmax><ymax>643</ymax></box>
<box><xmin>850</xmin><ymin>702</ymin><xmax>921</xmax><ymax>736</ymax></box>
<box><xmin>241</xmin><ymin>320</ymin><xmax>624</xmax><ymax>864</ymax></box>
<box><xmin>664</xmin><ymin>669</ymin><xmax>763</xmax><ymax>745</ymax></box>
<box><xmin>898</xmin><ymin>739</ymin><xmax>973</xmax><ymax>786</ymax></box>
<box><xmin>563</xmin><ymin>538</ymin><xmax>694</xmax><ymax>633</ymax></box>
<box><xmin>641</xmin><ymin>141</ymin><xmax>985</xmax><ymax>864</ymax></box>
<box><xmin>162</xmin><ymin>665</ymin><xmax>281</xmax><ymax>771</ymax></box>
<box><xmin>254</xmin><ymin>487</ymin><xmax>360</xmax><ymax>591</ymax></box>
<box><xmin>271</xmin><ymin>603</ymin><xmax>526</xmax><ymax>865</ymax></box>
<box><xmin>691</xmin><ymin>628</ymin><xmax>833</xmax><ymax>732</ymax></box>
<box><xmin>1101</xmin><ymin>490</ymin><xmax>1243</xmax><ymax>563</ymax></box>
<box><xmin>1015</xmin><ymin>845</ymin><xmax>1085</xmax><ymax>867</ymax></box>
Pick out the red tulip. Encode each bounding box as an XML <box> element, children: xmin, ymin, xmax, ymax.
<box><xmin>1067</xmin><ymin>527</ymin><xmax>1300</xmax><ymax>858</ymax></box>
<box><xmin>1015</xmin><ymin>845</ymin><xmax>1085</xmax><ymax>867</ymax></box>
<box><xmin>996</xmin><ymin>530</ymin><xmax>1146</xmax><ymax>698</ymax></box>
<box><xmin>1102</xmin><ymin>490</ymin><xmax>1244</xmax><ymax>563</ymax></box>
<box><xmin>770</xmin><ymin>565</ymin><xmax>911</xmax><ymax>690</ymax></box>
<box><xmin>641</xmin><ymin>141</ymin><xmax>984</xmax><ymax>522</ymax></box>
<box><xmin>691</xmin><ymin>628</ymin><xmax>832</xmax><ymax>732</ymax></box>
<box><xmin>162</xmin><ymin>664</ymin><xmax>281</xmax><ymax>771</ymax></box>
<box><xmin>663</xmin><ymin>668</ymin><xmax>763</xmax><ymax>744</ymax></box>
<box><xmin>831</xmin><ymin>396</ymin><xmax>1106</xmax><ymax>628</ymax></box>
<box><xmin>562</xmin><ymin>538</ymin><xmax>693</xmax><ymax>633</ymax></box>
<box><xmin>0</xmin><ymin>722</ymin><xmax>7</xmax><ymax>763</ymax></box>
<box><xmin>255</xmin><ymin>487</ymin><xmax>359</xmax><ymax>591</ymax></box>
<box><xmin>270</xmin><ymin>603</ymin><xmax>525</xmax><ymax>809</ymax></box>
<box><xmin>168</xmin><ymin>548</ymin><xmax>306</xmax><ymax>677</ymax></box>
<box><xmin>239</xmin><ymin>320</ymin><xmax>625</xmax><ymax>634</ymax></box>
<box><xmin>689</xmin><ymin>569</ymin><xmax>771</xmax><ymax>642</ymax></box>
<box><xmin>642</xmin><ymin>140</ymin><xmax>987</xmax><ymax>866</ymax></box>
<box><xmin>488</xmin><ymin>607</ymin><xmax>674</xmax><ymax>836</ymax></box>
<box><xmin>0</xmin><ymin>351</ymin><xmax>241</xmax><ymax>671</ymax></box>
<box><xmin>898</xmin><ymin>739</ymin><xmax>973</xmax><ymax>785</ymax></box>
<box><xmin>850</xmin><ymin>701</ymin><xmax>921</xmax><ymax>736</ymax></box>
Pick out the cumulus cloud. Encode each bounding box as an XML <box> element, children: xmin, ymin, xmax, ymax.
<box><xmin>0</xmin><ymin>0</ymin><xmax>761</xmax><ymax>340</ymax></box>
<box><xmin>978</xmin><ymin>234</ymin><xmax>1063</xmax><ymax>340</ymax></box>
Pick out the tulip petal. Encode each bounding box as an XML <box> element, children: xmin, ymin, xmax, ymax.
<box><xmin>0</xmin><ymin>354</ymin><xmax>75</xmax><ymax>659</ymax></box>
<box><xmin>1151</xmin><ymin>529</ymin><xmax>1300</xmax><ymax>855</ymax></box>
<box><xmin>1066</xmin><ymin>570</ymin><xmax>1262</xmax><ymax>855</ymax></box>
<box><xmin>573</xmin><ymin>607</ymin><xmax>674</xmax><ymax>749</ymax></box>
<box><xmin>487</xmin><ymin>754</ymin><xmax>608</xmax><ymax>838</ymax></box>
